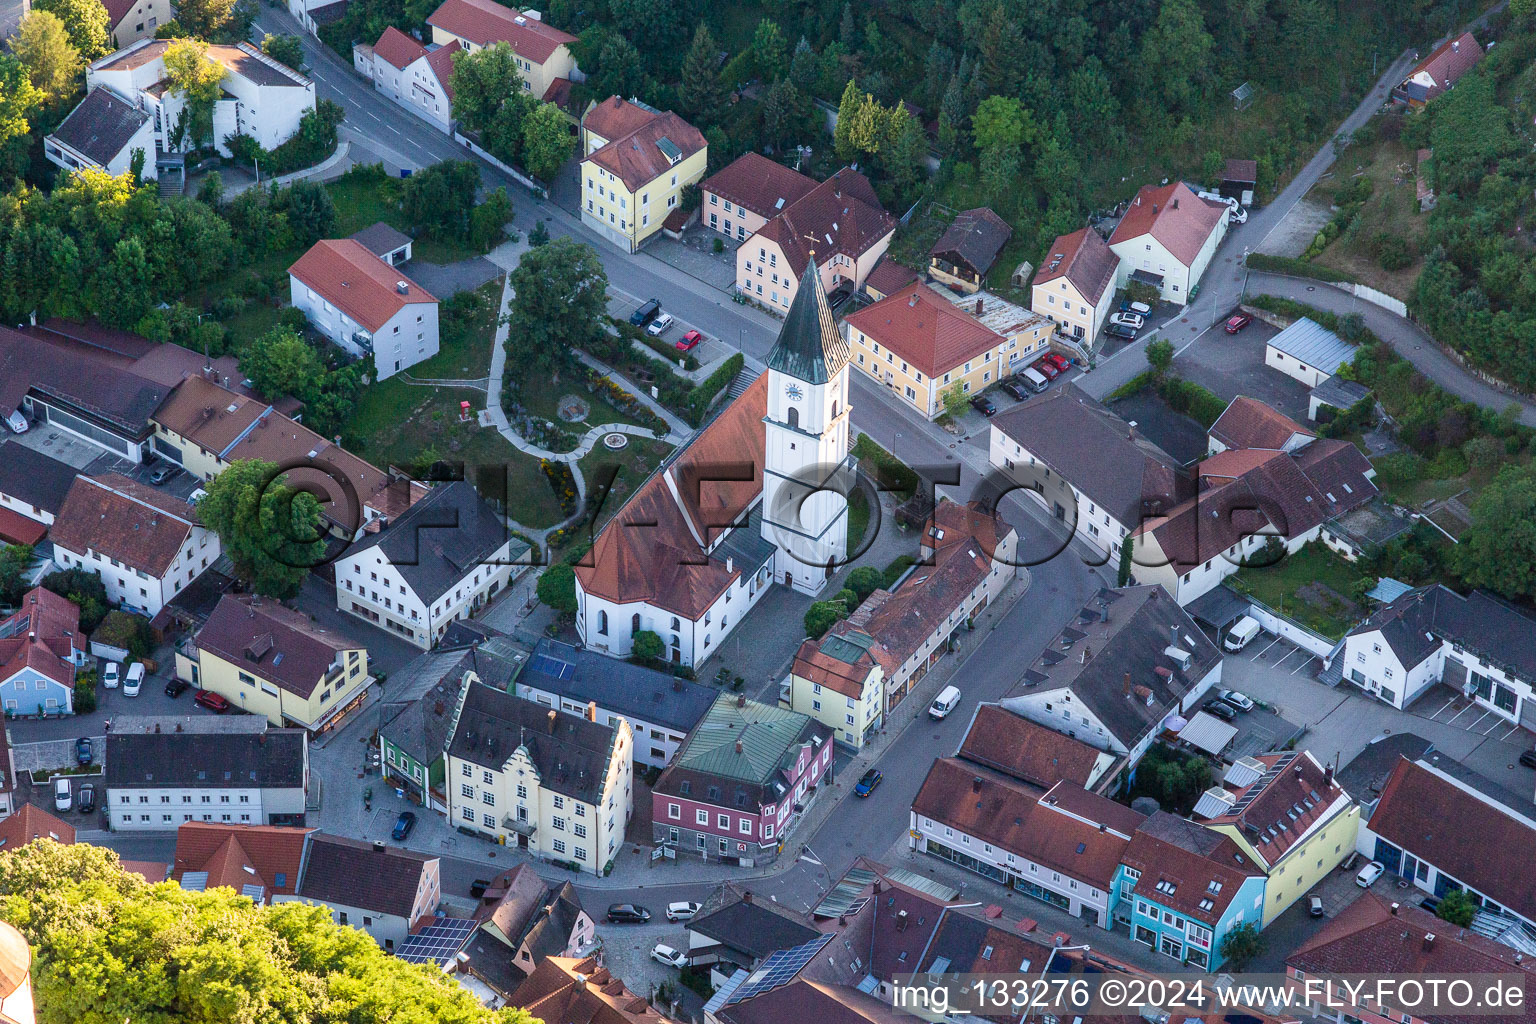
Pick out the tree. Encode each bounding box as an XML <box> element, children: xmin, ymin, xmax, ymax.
<box><xmin>40</xmin><ymin>566</ymin><xmax>109</xmax><ymax>632</ymax></box>
<box><xmin>10</xmin><ymin>10</ymin><xmax>81</xmax><ymax>107</ymax></box>
<box><xmin>195</xmin><ymin>459</ymin><xmax>324</xmax><ymax>598</ymax></box>
<box><xmin>833</xmin><ymin>78</ymin><xmax>863</xmax><ymax>163</ymax></box>
<box><xmin>977</xmin><ymin>5</ymin><xmax>1024</xmax><ymax>97</ymax></box>
<box><xmin>1218</xmin><ymin>921</ymin><xmax>1265</xmax><ymax>970</ymax></box>
<box><xmin>804</xmin><ymin>600</ymin><xmax>845</xmax><ymax>639</ymax></box>
<box><xmin>277</xmin><ymin>178</ymin><xmax>334</xmax><ymax>246</ymax></box>
<box><xmin>260</xmin><ymin>32</ymin><xmax>304</xmax><ymax>71</ymax></box>
<box><xmin>174</xmin><ymin>0</ymin><xmax>240</xmax><ymax>39</ymax></box>
<box><xmin>1138</xmin><ymin>0</ymin><xmax>1213</xmax><ymax>115</ymax></box>
<box><xmin>631</xmin><ymin>629</ymin><xmax>664</xmax><ymax>662</ymax></box>
<box><xmin>940</xmin><ymin>382</ymin><xmax>968</xmax><ymax>419</ymax></box>
<box><xmin>98</xmin><ymin>237</ymin><xmax>153</xmax><ymax>328</ymax></box>
<box><xmin>846</xmin><ymin>565</ymin><xmax>884</xmax><ymax>604</ymax></box>
<box><xmin>163</xmin><ymin>39</ymin><xmax>226</xmax><ymax>149</ymax></box>
<box><xmin>197</xmin><ymin>170</ymin><xmax>224</xmax><ymax>207</ymax></box>
<box><xmin>0</xmin><ymin>841</ymin><xmax>537</xmax><ymax>1024</ymax></box>
<box><xmin>680</xmin><ymin>23</ymin><xmax>727</xmax><ymax>123</ymax></box>
<box><xmin>760</xmin><ymin>78</ymin><xmax>806</xmax><ymax>153</ymax></box>
<box><xmin>1436</xmin><ymin>889</ymin><xmax>1478</xmax><ymax>927</ymax></box>
<box><xmin>591</xmin><ymin>32</ymin><xmax>643</xmax><ymax>102</ymax></box>
<box><xmin>450</xmin><ymin>43</ymin><xmax>521</xmax><ymax>135</ymax></box>
<box><xmin>609</xmin><ymin>0</ymin><xmax>696</xmax><ymax>54</ymax></box>
<box><xmin>0</xmin><ymin>543</ymin><xmax>31</xmax><ymax>605</ymax></box>
<box><xmin>505</xmin><ymin>236</ymin><xmax>608</xmax><ymax>377</ymax></box>
<box><xmin>881</xmin><ymin>100</ymin><xmax>926</xmax><ymax>202</ymax></box>
<box><xmin>402</xmin><ymin>160</ymin><xmax>480</xmax><ymax>240</ymax></box>
<box><xmin>1146</xmin><ymin>338</ymin><xmax>1174</xmax><ymax>377</ymax></box>
<box><xmin>93</xmin><ymin>610</ymin><xmax>154</xmax><ymax>658</ymax></box>
<box><xmin>1117</xmin><ymin>539</ymin><xmax>1134</xmax><ymax>587</ymax></box>
<box><xmin>32</xmin><ymin>0</ymin><xmax>107</xmax><ymax>60</ymax></box>
<box><xmin>521</xmin><ymin>101</ymin><xmax>575</xmax><ymax>181</ymax></box>
<box><xmin>751</xmin><ymin>18</ymin><xmax>787</xmax><ymax>81</ymax></box>
<box><xmin>0</xmin><ymin>54</ymin><xmax>41</xmax><ymax>158</ymax></box>
<box><xmin>469</xmin><ymin>186</ymin><xmax>511</xmax><ymax>251</ymax></box>
<box><xmin>240</xmin><ymin>327</ymin><xmax>325</xmax><ymax>406</ymax></box>
<box><xmin>1513</xmin><ymin>0</ymin><xmax>1536</xmax><ymax>18</ymax></box>
<box><xmin>1456</xmin><ymin>463</ymin><xmax>1536</xmax><ymax>600</ymax></box>
<box><xmin>536</xmin><ymin>561</ymin><xmax>578</xmax><ymax>613</ymax></box>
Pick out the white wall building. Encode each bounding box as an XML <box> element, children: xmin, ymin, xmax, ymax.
<box><xmin>354</xmin><ymin>27</ymin><xmax>460</xmax><ymax>134</ymax></box>
<box><xmin>105</xmin><ymin>728</ymin><xmax>308</xmax><ymax>831</ymax></box>
<box><xmin>1107</xmin><ymin>182</ymin><xmax>1228</xmax><ymax>306</ymax></box>
<box><xmin>289</xmin><ymin>238</ymin><xmax>440</xmax><ymax>380</ymax></box>
<box><xmin>43</xmin><ymin>86</ymin><xmax>158</xmax><ymax>181</ymax></box>
<box><xmin>277</xmin><ymin>833</ymin><xmax>442</xmax><ymax>951</ymax></box>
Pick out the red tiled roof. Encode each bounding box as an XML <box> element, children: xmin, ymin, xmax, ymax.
<box><xmin>756</xmin><ymin>168</ymin><xmax>894</xmax><ymax>279</ymax></box>
<box><xmin>424</xmin><ymin>39</ymin><xmax>461</xmax><ymax>101</ymax></box>
<box><xmin>173</xmin><ymin>822</ymin><xmax>314</xmax><ymax>901</ymax></box>
<box><xmin>1108</xmin><ymin>182</ymin><xmax>1227</xmax><ymax>267</ymax></box>
<box><xmin>289</xmin><ymin>238</ymin><xmax>437</xmax><ymax>334</ymax></box>
<box><xmin>426</xmin><ymin>0</ymin><xmax>576</xmax><ymax>62</ymax></box>
<box><xmin>584</xmin><ymin>107</ymin><xmax>706</xmax><ymax>193</ymax></box>
<box><xmin>789</xmin><ymin>632</ymin><xmax>880</xmax><ymax>699</ymax></box>
<box><xmin>1209</xmin><ymin>396</ymin><xmax>1315</xmax><ymax>451</ymax></box>
<box><xmin>862</xmin><ymin>257</ymin><xmax>920</xmax><ymax>299</ymax></box>
<box><xmin>1121</xmin><ymin>813</ymin><xmax>1261</xmax><ymax>926</ymax></box>
<box><xmin>1406</xmin><ymin>32</ymin><xmax>1482</xmax><ymax>101</ymax></box>
<box><xmin>0</xmin><ymin>804</ymin><xmax>76</xmax><ymax>850</ymax></box>
<box><xmin>119</xmin><ymin>859</ymin><xmax>171</xmax><ymax>882</ymax></box>
<box><xmin>583</xmin><ymin>96</ymin><xmax>659</xmax><ymax>144</ymax></box>
<box><xmin>957</xmin><ymin>704</ymin><xmax>1107</xmax><ymax>790</ymax></box>
<box><xmin>49</xmin><ymin>474</ymin><xmax>197</xmax><ymax>578</ymax></box>
<box><xmin>1032</xmin><ymin>227</ymin><xmax>1120</xmax><ymax>305</ymax></box>
<box><xmin>0</xmin><ymin>589</ymin><xmax>83</xmax><ymax>692</ymax></box>
<box><xmin>0</xmin><ymin>507</ymin><xmax>45</xmax><ymax>546</ymax></box>
<box><xmin>511</xmin><ymin>956</ymin><xmax>674</xmax><ymax>1024</ymax></box>
<box><xmin>542</xmin><ymin>76</ymin><xmax>574</xmax><ymax>112</ymax></box>
<box><xmin>844</xmin><ymin>283</ymin><xmax>1003</xmax><ymax>379</ymax></box>
<box><xmin>701</xmin><ymin>153</ymin><xmax>817</xmax><ymax>221</ymax></box>
<box><xmin>372</xmin><ymin>25</ymin><xmax>426</xmax><ymax>69</ymax></box>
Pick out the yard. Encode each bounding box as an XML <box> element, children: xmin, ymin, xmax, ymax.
<box><xmin>576</xmin><ymin>436</ymin><xmax>676</xmax><ymax>537</ymax></box>
<box><xmin>411</xmin><ymin>279</ymin><xmax>503</xmax><ymax>380</ymax></box>
<box><xmin>325</xmin><ymin>173</ymin><xmax>492</xmax><ymax>266</ymax></box>
<box><xmin>1229</xmin><ymin>542</ymin><xmax>1375</xmax><ymax>640</ymax></box>
<box><xmin>1310</xmin><ymin>119</ymin><xmax>1429</xmax><ymax>300</ymax></box>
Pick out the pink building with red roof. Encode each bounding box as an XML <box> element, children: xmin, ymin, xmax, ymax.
<box><xmin>354</xmin><ymin>26</ymin><xmax>462</xmax><ymax>134</ymax></box>
<box><xmin>1107</xmin><ymin>182</ymin><xmax>1228</xmax><ymax>305</ymax></box>
<box><xmin>0</xmin><ymin>589</ymin><xmax>87</xmax><ymax>717</ymax></box>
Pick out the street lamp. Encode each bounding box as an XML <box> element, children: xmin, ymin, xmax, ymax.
<box><xmin>796</xmin><ymin>844</ymin><xmax>833</xmax><ymax>892</ymax></box>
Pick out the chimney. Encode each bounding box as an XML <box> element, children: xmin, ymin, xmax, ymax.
<box><xmin>1390</xmin><ymin>902</ymin><xmax>1400</xmax><ymax>915</ymax></box>
<box><xmin>1152</xmin><ymin>203</ymin><xmax>1159</xmax><ymax>214</ymax></box>
<box><xmin>574</xmin><ymin>974</ymin><xmax>588</xmax><ymax>991</ymax></box>
<box><xmin>735</xmin><ymin>739</ymin><xmax>743</xmax><ymax>754</ymax></box>
<box><xmin>1172</xmin><ymin>198</ymin><xmax>1179</xmax><ymax>210</ymax></box>
<box><xmin>896</xmin><ymin>910</ymin><xmax>909</xmax><ymax>931</ymax></box>
<box><xmin>908</xmin><ymin>293</ymin><xmax>919</xmax><ymax>308</ymax></box>
<box><xmin>974</xmin><ymin>297</ymin><xmax>983</xmax><ymax>316</ymax></box>
<box><xmin>736</xmin><ymin>694</ymin><xmax>746</xmax><ymax>708</ymax></box>
<box><xmin>396</xmin><ymin>281</ymin><xmax>409</xmax><ymax>295</ymax></box>
<box><xmin>154</xmin><ymin>722</ymin><xmax>162</xmax><ymax>733</ymax></box>
<box><xmin>547</xmin><ymin>708</ymin><xmax>558</xmax><ymax>733</ymax></box>
<box><xmin>586</xmin><ymin>700</ymin><xmax>597</xmax><ymax>722</ymax></box>
<box><xmin>742</xmin><ymin>890</ymin><xmax>753</xmax><ymax>904</ymax></box>
<box><xmin>1171</xmin><ymin>624</ymin><xmax>1179</xmax><ymax>649</ymax></box>
<box><xmin>1128</xmin><ymin>421</ymin><xmax>1135</xmax><ymax>440</ymax></box>
<box><xmin>1123</xmin><ymin>671</ymin><xmax>1132</xmax><ymax>696</ymax></box>
<box><xmin>873</xmin><ymin>880</ymin><xmax>882</xmax><ymax>894</ymax></box>
<box><xmin>1423</xmin><ymin>933</ymin><xmax>1436</xmax><ymax>951</ymax></box>
<box><xmin>673</xmin><ymin>679</ymin><xmax>683</xmax><ymax>692</ymax></box>
<box><xmin>1324</xmin><ymin>764</ymin><xmax>1335</xmax><ymax>788</ymax></box>
<box><xmin>1081</xmin><ymin>644</ymin><xmax>1091</xmax><ymax>664</ymax></box>
<box><xmin>373</xmin><ymin>841</ymin><xmax>385</xmax><ymax>853</ymax></box>
<box><xmin>1452</xmin><ymin>39</ymin><xmax>1459</xmax><ymax>50</ymax></box>
<box><xmin>972</xmin><ymin>776</ymin><xmax>982</xmax><ymax>793</ymax></box>
<box><xmin>726</xmin><ymin>556</ymin><xmax>734</xmax><ymax>574</ymax></box>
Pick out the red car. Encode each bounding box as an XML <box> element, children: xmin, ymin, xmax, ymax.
<box><xmin>194</xmin><ymin>689</ymin><xmax>230</xmax><ymax>712</ymax></box>
<box><xmin>1034</xmin><ymin>358</ymin><xmax>1061</xmax><ymax>379</ymax></box>
<box><xmin>1224</xmin><ymin>314</ymin><xmax>1252</xmax><ymax>334</ymax></box>
<box><xmin>675</xmin><ymin>330</ymin><xmax>702</xmax><ymax>352</ymax></box>
<box><xmin>1046</xmin><ymin>353</ymin><xmax>1071</xmax><ymax>372</ymax></box>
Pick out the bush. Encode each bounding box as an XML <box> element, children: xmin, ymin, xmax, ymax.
<box><xmin>1157</xmin><ymin>377</ymin><xmax>1227</xmax><ymax>427</ymax></box>
<box><xmin>1374</xmin><ymin>452</ymin><xmax>1425</xmax><ymax>486</ymax></box>
<box><xmin>94</xmin><ymin>611</ymin><xmax>154</xmax><ymax>659</ymax></box>
<box><xmin>684</xmin><ymin>352</ymin><xmax>744</xmax><ymax>425</ymax></box>
<box><xmin>847</xmin><ymin>566</ymin><xmax>884</xmax><ymax>603</ymax></box>
<box><xmin>1375</xmin><ymin>232</ymin><xmax>1415</xmax><ymax>271</ymax></box>
<box><xmin>852</xmin><ymin>435</ymin><xmax>919</xmax><ymax>498</ymax></box>
<box><xmin>1245</xmin><ymin>252</ymin><xmax>1357</xmax><ymax>283</ymax></box>
<box><xmin>73</xmin><ymin>679</ymin><xmax>98</xmax><ymax>714</ymax></box>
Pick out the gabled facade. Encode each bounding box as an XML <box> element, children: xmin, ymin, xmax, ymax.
<box><xmin>289</xmin><ymin>238</ymin><xmax>440</xmax><ymax>379</ymax></box>
<box><xmin>48</xmin><ymin>474</ymin><xmax>220</xmax><ymax>619</ymax></box>
<box><xmin>929</xmin><ymin>207</ymin><xmax>1012</xmax><ymax>293</ymax></box>
<box><xmin>445</xmin><ymin>680</ymin><xmax>632</xmax><ymax>875</ymax></box>
<box><xmin>1107</xmin><ymin>182</ymin><xmax>1228</xmax><ymax>305</ymax></box>
<box><xmin>354</xmin><ymin>27</ymin><xmax>461</xmax><ymax>133</ymax></box>
<box><xmin>1394</xmin><ymin>32</ymin><xmax>1482</xmax><ymax>106</ymax></box>
<box><xmin>579</xmin><ymin>97</ymin><xmax>707</xmax><ymax>252</ymax></box>
<box><xmin>104</xmin><ymin>0</ymin><xmax>172</xmax><ymax>47</ymax></box>
<box><xmin>0</xmin><ymin>589</ymin><xmax>85</xmax><ymax>717</ymax></box>
<box><xmin>276</xmin><ymin>832</ymin><xmax>441</xmax><ymax>950</ymax></box>
<box><xmin>43</xmin><ymin>85</ymin><xmax>157</xmax><ymax>180</ymax></box>
<box><xmin>426</xmin><ymin>0</ymin><xmax>577</xmax><ymax>101</ymax></box>
<box><xmin>1030</xmin><ymin>227</ymin><xmax>1120</xmax><ymax>343</ymax></box>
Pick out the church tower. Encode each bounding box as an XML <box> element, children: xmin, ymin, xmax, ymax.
<box><xmin>760</xmin><ymin>260</ymin><xmax>852</xmax><ymax>595</ymax></box>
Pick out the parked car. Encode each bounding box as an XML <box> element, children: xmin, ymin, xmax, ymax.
<box><xmin>1016</xmin><ymin>368</ymin><xmax>1049</xmax><ymax>393</ymax></box>
<box><xmin>651</xmin><ymin>944</ymin><xmax>688</xmax><ymax>969</ymax></box>
<box><xmin>854</xmin><ymin>768</ymin><xmax>883</xmax><ymax>797</ymax></box>
<box><xmin>676</xmin><ymin>330</ymin><xmax>703</xmax><ymax>351</ymax></box>
<box><xmin>1104</xmin><ymin>323</ymin><xmax>1138</xmax><ymax>340</ymax></box>
<box><xmin>1521</xmin><ymin>749</ymin><xmax>1536</xmax><ymax>769</ymax></box>
<box><xmin>1120</xmin><ymin>300</ymin><xmax>1152</xmax><ymax>316</ymax></box>
<box><xmin>1202</xmin><ymin>700</ymin><xmax>1237</xmax><ymax>722</ymax></box>
<box><xmin>1046</xmin><ymin>353</ymin><xmax>1071</xmax><ymax>372</ymax></box>
<box><xmin>149</xmin><ymin>463</ymin><xmax>181</xmax><ymax>486</ymax></box>
<box><xmin>1216</xmin><ymin>688</ymin><xmax>1255</xmax><ymax>712</ymax></box>
<box><xmin>1229</xmin><ymin>206</ymin><xmax>1249</xmax><ymax>225</ymax></box>
<box><xmin>628</xmin><ymin>299</ymin><xmax>661</xmax><ymax>327</ymax></box>
<box><xmin>193</xmin><ymin>689</ymin><xmax>230</xmax><ymax>712</ymax></box>
<box><xmin>123</xmin><ymin>661</ymin><xmax>144</xmax><ymax>697</ymax></box>
<box><xmin>53</xmin><ymin>778</ymin><xmax>71</xmax><ymax>813</ymax></box>
<box><xmin>102</xmin><ymin>661</ymin><xmax>119</xmax><ymax>689</ymax></box>
<box><xmin>4</xmin><ymin>410</ymin><xmax>26</xmax><ymax>434</ymax></box>
<box><xmin>1224</xmin><ymin>314</ymin><xmax>1252</xmax><ymax>334</ymax></box>
<box><xmin>1000</xmin><ymin>378</ymin><xmax>1030</xmax><ymax>401</ymax></box>
<box><xmin>1111</xmin><ymin>312</ymin><xmax>1145</xmax><ymax>330</ymax></box>
<box><xmin>74</xmin><ymin>737</ymin><xmax>92</xmax><ymax>765</ymax></box>
<box><xmin>968</xmin><ymin>393</ymin><xmax>996</xmax><ymax>416</ymax></box>
<box><xmin>1356</xmin><ymin>861</ymin><xmax>1385</xmax><ymax>888</ymax></box>
<box><xmin>1033</xmin><ymin>359</ymin><xmax>1060</xmax><ymax>379</ymax></box>
<box><xmin>666</xmin><ymin>901</ymin><xmax>701</xmax><ymax>922</ymax></box>
<box><xmin>1309</xmin><ymin>894</ymin><xmax>1324</xmax><ymax>917</ymax></box>
<box><xmin>607</xmin><ymin>904</ymin><xmax>652</xmax><ymax>923</ymax></box>
<box><xmin>165</xmin><ymin>678</ymin><xmax>190</xmax><ymax>698</ymax></box>
<box><xmin>76</xmin><ymin>783</ymin><xmax>95</xmax><ymax>814</ymax></box>
<box><xmin>391</xmin><ymin>811</ymin><xmax>417</xmax><ymax>841</ymax></box>
<box><xmin>1224</xmin><ymin>615</ymin><xmax>1262</xmax><ymax>651</ymax></box>
<box><xmin>827</xmin><ymin>284</ymin><xmax>854</xmax><ymax>308</ymax></box>
<box><xmin>646</xmin><ymin>312</ymin><xmax>675</xmax><ymax>337</ymax></box>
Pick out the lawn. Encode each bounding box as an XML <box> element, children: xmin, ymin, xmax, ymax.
<box><xmin>326</xmin><ymin>174</ymin><xmax>490</xmax><ymax>265</ymax></box>
<box><xmin>511</xmin><ymin>365</ymin><xmax>654</xmax><ymax>432</ymax></box>
<box><xmin>1312</xmin><ymin>129</ymin><xmax>1428</xmax><ymax>300</ymax></box>
<box><xmin>1230</xmin><ymin>542</ymin><xmax>1374</xmax><ymax>640</ymax></box>
<box><xmin>576</xmin><ymin>436</ymin><xmax>676</xmax><ymax>537</ymax></box>
<box><xmin>409</xmin><ymin>279</ymin><xmax>503</xmax><ymax>379</ymax></box>
<box><xmin>846</xmin><ymin>488</ymin><xmax>871</xmax><ymax>553</ymax></box>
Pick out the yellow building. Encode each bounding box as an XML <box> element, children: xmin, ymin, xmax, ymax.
<box><xmin>175</xmin><ymin>593</ymin><xmax>374</xmax><ymax>733</ymax></box>
<box><xmin>579</xmin><ymin>97</ymin><xmax>706</xmax><ymax>253</ymax></box>
<box><xmin>784</xmin><ymin>631</ymin><xmax>886</xmax><ymax>750</ymax></box>
<box><xmin>424</xmin><ymin>0</ymin><xmax>577</xmax><ymax>101</ymax></box>
<box><xmin>1193</xmin><ymin>750</ymin><xmax>1360</xmax><ymax>926</ymax></box>
<box><xmin>1030</xmin><ymin>226</ymin><xmax>1121</xmax><ymax>346</ymax></box>
<box><xmin>843</xmin><ymin>282</ymin><xmax>1052</xmax><ymax>419</ymax></box>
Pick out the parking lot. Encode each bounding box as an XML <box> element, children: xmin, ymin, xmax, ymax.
<box><xmin>1168</xmin><ymin>314</ymin><xmax>1313</xmax><ymax>424</ymax></box>
<box><xmin>1412</xmin><ymin>685</ymin><xmax>1529</xmax><ymax>743</ymax></box>
<box><xmin>10</xmin><ymin>424</ymin><xmax>202</xmax><ymax>501</ymax></box>
<box><xmin>605</xmin><ymin>288</ymin><xmax>734</xmax><ymax>369</ymax></box>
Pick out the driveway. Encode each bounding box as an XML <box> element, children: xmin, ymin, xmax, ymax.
<box><xmin>1171</xmin><ymin>317</ymin><xmax>1312</xmax><ymax>422</ymax></box>
<box><xmin>398</xmin><ymin>256</ymin><xmax>502</xmax><ymax>298</ymax></box>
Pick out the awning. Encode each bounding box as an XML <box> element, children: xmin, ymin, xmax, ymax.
<box><xmin>0</xmin><ymin>507</ymin><xmax>46</xmax><ymax>546</ymax></box>
<box><xmin>1178</xmin><ymin>712</ymin><xmax>1238</xmax><ymax>756</ymax></box>
<box><xmin>1186</xmin><ymin>585</ymin><xmax>1251</xmax><ymax>631</ymax></box>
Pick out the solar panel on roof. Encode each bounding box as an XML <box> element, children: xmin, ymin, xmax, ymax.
<box><xmin>727</xmin><ymin>933</ymin><xmax>834</xmax><ymax>1004</ymax></box>
<box><xmin>394</xmin><ymin>918</ymin><xmax>477</xmax><ymax>966</ymax></box>
<box><xmin>528</xmin><ymin>653</ymin><xmax>575</xmax><ymax>680</ymax></box>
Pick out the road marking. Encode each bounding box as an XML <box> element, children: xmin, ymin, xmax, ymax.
<box><xmin>1445</xmin><ymin>703</ymin><xmax>1475</xmax><ymax>725</ymax></box>
<box><xmin>1253</xmin><ymin>636</ymin><xmax>1284</xmax><ymax>659</ymax></box>
<box><xmin>1430</xmin><ymin>694</ymin><xmax>1458</xmax><ymax>719</ymax></box>
<box><xmin>1466</xmin><ymin>708</ymin><xmax>1493</xmax><ymax>731</ymax></box>
<box><xmin>1291</xmin><ymin>656</ymin><xmax>1316</xmax><ymax>676</ymax></box>
<box><xmin>388</xmin><ymin>125</ymin><xmax>403</xmax><ymax>136</ymax></box>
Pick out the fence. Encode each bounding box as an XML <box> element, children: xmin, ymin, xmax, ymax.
<box><xmin>1239</xmin><ymin>595</ymin><xmax>1338</xmax><ymax>659</ymax></box>
<box><xmin>453</xmin><ymin>132</ymin><xmax>548</xmax><ymax>198</ymax></box>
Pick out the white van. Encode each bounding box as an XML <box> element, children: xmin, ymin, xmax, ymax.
<box><xmin>1224</xmin><ymin>615</ymin><xmax>1262</xmax><ymax>652</ymax></box>
<box><xmin>124</xmin><ymin>661</ymin><xmax>145</xmax><ymax>697</ymax></box>
<box><xmin>1017</xmin><ymin>367</ymin><xmax>1049</xmax><ymax>393</ymax></box>
<box><xmin>929</xmin><ymin>685</ymin><xmax>962</xmax><ymax>720</ymax></box>
<box><xmin>53</xmin><ymin>778</ymin><xmax>71</xmax><ymax>813</ymax></box>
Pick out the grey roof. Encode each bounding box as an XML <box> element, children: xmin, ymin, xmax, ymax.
<box><xmin>48</xmin><ymin>87</ymin><xmax>150</xmax><ymax>167</ymax></box>
<box><xmin>518</xmin><ymin>639</ymin><xmax>716</xmax><ymax>733</ymax></box>
<box><xmin>1267</xmin><ymin>318</ymin><xmax>1355</xmax><ymax>375</ymax></box>
<box><xmin>1003</xmin><ymin>586</ymin><xmax>1220</xmax><ymax>751</ymax></box>
<box><xmin>1309</xmin><ymin>375</ymin><xmax>1372</xmax><ymax>412</ymax></box>
<box><xmin>1184</xmin><ymin>584</ymin><xmax>1252</xmax><ymax>631</ymax></box>
<box><xmin>689</xmin><ymin>882</ymin><xmax>821</xmax><ymax>961</ymax></box>
<box><xmin>1326</xmin><ymin>498</ymin><xmax>1413</xmax><ymax>555</ymax></box>
<box><xmin>379</xmin><ymin>648</ymin><xmax>475</xmax><ymax>766</ymax></box>
<box><xmin>105</xmin><ymin>730</ymin><xmax>307</xmax><ymax>789</ymax></box>
<box><xmin>990</xmin><ymin>384</ymin><xmax>1189</xmax><ymax>527</ymax></box>
<box><xmin>0</xmin><ymin>441</ymin><xmax>78</xmax><ymax>517</ymax></box>
<box><xmin>0</xmin><ymin>326</ymin><xmax>169</xmax><ymax>437</ymax></box>
<box><xmin>350</xmin><ymin>221</ymin><xmax>413</xmax><ymax>258</ymax></box>
<box><xmin>1336</xmin><ymin>733</ymin><xmax>1434</xmax><ymax>806</ymax></box>
<box><xmin>447</xmin><ymin>683</ymin><xmax>618</xmax><ymax>804</ymax></box>
<box><xmin>345</xmin><ymin>481</ymin><xmax>524</xmax><ymax>604</ymax></box>
<box><xmin>766</xmin><ymin>261</ymin><xmax>848</xmax><ymax>385</ymax></box>
<box><xmin>930</xmin><ymin>207</ymin><xmax>1013</xmax><ymax>278</ymax></box>
<box><xmin>1352</xmin><ymin>585</ymin><xmax>1536</xmax><ymax>682</ymax></box>
<box><xmin>295</xmin><ymin>832</ymin><xmax>434</xmax><ymax>918</ymax></box>
<box><xmin>519</xmin><ymin>881</ymin><xmax>586</xmax><ymax>962</ymax></box>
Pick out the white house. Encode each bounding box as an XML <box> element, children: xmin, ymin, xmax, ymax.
<box><xmin>0</xmin><ymin>441</ymin><xmax>76</xmax><ymax>532</ymax></box>
<box><xmin>334</xmin><ymin>481</ymin><xmax>523</xmax><ymax>649</ymax></box>
<box><xmin>80</xmin><ymin>39</ymin><xmax>314</xmax><ymax>161</ymax></box>
<box><xmin>573</xmin><ymin>262</ymin><xmax>852</xmax><ymax>666</ymax></box>
<box><xmin>1265</xmin><ymin>317</ymin><xmax>1355</xmax><ymax>388</ymax></box>
<box><xmin>287</xmin><ymin>0</ymin><xmax>349</xmax><ymax>34</ymax></box>
<box><xmin>277</xmin><ymin>833</ymin><xmax>442</xmax><ymax>951</ymax></box>
<box><xmin>289</xmin><ymin>238</ymin><xmax>440</xmax><ymax>379</ymax></box>
<box><xmin>43</xmin><ymin>86</ymin><xmax>158</xmax><ymax>181</ymax></box>
<box><xmin>1107</xmin><ymin>182</ymin><xmax>1228</xmax><ymax>305</ymax></box>
<box><xmin>354</xmin><ymin>26</ymin><xmax>460</xmax><ymax>134</ymax></box>
<box><xmin>105</xmin><ymin>727</ymin><xmax>309</xmax><ymax>831</ymax></box>
<box><xmin>47</xmin><ymin>474</ymin><xmax>220</xmax><ymax>620</ymax></box>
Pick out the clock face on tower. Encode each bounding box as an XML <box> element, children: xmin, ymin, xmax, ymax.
<box><xmin>785</xmin><ymin>384</ymin><xmax>804</xmax><ymax>401</ymax></box>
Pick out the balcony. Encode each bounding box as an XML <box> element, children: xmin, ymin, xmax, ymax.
<box><xmin>502</xmin><ymin>815</ymin><xmax>537</xmax><ymax>838</ymax></box>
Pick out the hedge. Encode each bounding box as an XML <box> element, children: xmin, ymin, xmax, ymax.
<box><xmin>852</xmin><ymin>434</ymin><xmax>919</xmax><ymax>498</ymax></box>
<box><xmin>1158</xmin><ymin>377</ymin><xmax>1228</xmax><ymax>428</ymax></box>
<box><xmin>685</xmin><ymin>353</ymin><xmax>744</xmax><ymax>425</ymax></box>
<box><xmin>1245</xmin><ymin>252</ymin><xmax>1358</xmax><ymax>284</ymax></box>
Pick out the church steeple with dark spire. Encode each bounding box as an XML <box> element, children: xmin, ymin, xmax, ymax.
<box><xmin>765</xmin><ymin>259</ymin><xmax>850</xmax><ymax>385</ymax></box>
